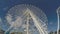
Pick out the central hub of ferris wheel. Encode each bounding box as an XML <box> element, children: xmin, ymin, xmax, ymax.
<box><xmin>5</xmin><ymin>4</ymin><xmax>48</xmax><ymax>34</ymax></box>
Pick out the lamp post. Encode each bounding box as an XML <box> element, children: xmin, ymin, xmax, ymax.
<box><xmin>57</xmin><ymin>7</ymin><xmax>60</xmax><ymax>34</ymax></box>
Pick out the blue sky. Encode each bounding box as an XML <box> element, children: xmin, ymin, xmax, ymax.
<box><xmin>0</xmin><ymin>0</ymin><xmax>60</xmax><ymax>32</ymax></box>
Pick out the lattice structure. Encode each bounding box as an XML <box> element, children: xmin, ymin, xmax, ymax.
<box><xmin>5</xmin><ymin>4</ymin><xmax>48</xmax><ymax>34</ymax></box>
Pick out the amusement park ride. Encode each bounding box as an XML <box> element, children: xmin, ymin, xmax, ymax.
<box><xmin>5</xmin><ymin>4</ymin><xmax>48</xmax><ymax>34</ymax></box>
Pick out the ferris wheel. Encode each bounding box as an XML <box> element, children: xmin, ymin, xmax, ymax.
<box><xmin>5</xmin><ymin>4</ymin><xmax>48</xmax><ymax>34</ymax></box>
